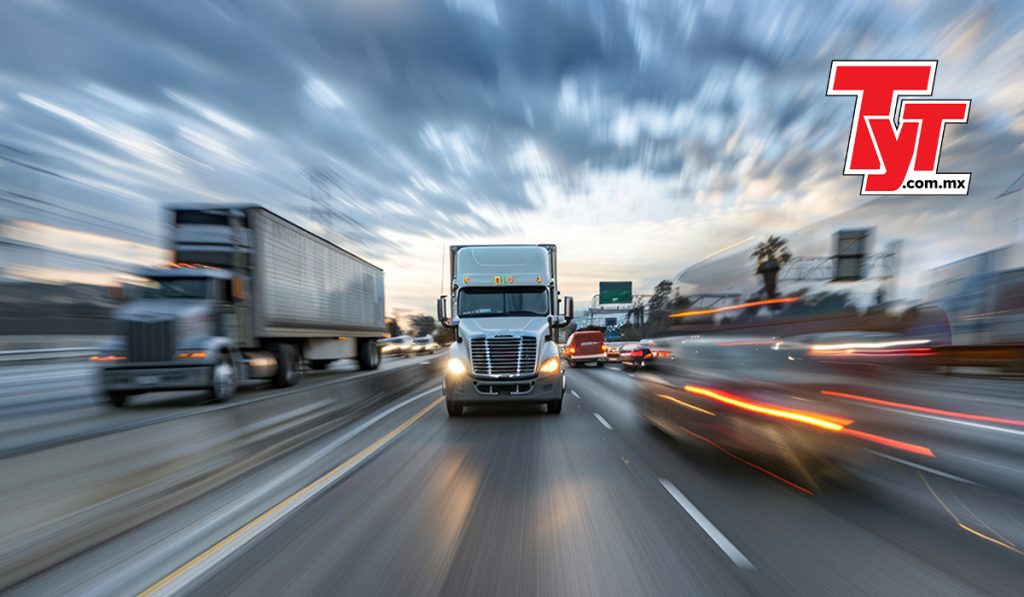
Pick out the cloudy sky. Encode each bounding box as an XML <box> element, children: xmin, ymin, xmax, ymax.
<box><xmin>1</xmin><ymin>0</ymin><xmax>1023</xmax><ymax>316</ymax></box>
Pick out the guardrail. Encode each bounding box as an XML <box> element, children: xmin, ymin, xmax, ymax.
<box><xmin>0</xmin><ymin>347</ymin><xmax>97</xmax><ymax>366</ymax></box>
<box><xmin>0</xmin><ymin>355</ymin><xmax>444</xmax><ymax>589</ymax></box>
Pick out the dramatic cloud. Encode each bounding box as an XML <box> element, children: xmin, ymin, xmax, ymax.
<box><xmin>1</xmin><ymin>0</ymin><xmax>1022</xmax><ymax>313</ymax></box>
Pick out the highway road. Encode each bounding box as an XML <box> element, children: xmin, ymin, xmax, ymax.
<box><xmin>5</xmin><ymin>342</ymin><xmax>1024</xmax><ymax>596</ymax></box>
<box><xmin>0</xmin><ymin>355</ymin><xmax>431</xmax><ymax>457</ymax></box>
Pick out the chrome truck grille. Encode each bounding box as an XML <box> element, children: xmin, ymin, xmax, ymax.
<box><xmin>127</xmin><ymin>321</ymin><xmax>175</xmax><ymax>363</ymax></box>
<box><xmin>470</xmin><ymin>336</ymin><xmax>538</xmax><ymax>377</ymax></box>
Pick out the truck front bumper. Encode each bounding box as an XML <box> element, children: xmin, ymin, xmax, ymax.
<box><xmin>102</xmin><ymin>365</ymin><xmax>212</xmax><ymax>393</ymax></box>
<box><xmin>444</xmin><ymin>371</ymin><xmax>565</xmax><ymax>404</ymax></box>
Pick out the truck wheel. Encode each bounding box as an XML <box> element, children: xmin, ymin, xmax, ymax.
<box><xmin>446</xmin><ymin>401</ymin><xmax>463</xmax><ymax>417</ymax></box>
<box><xmin>357</xmin><ymin>338</ymin><xmax>381</xmax><ymax>371</ymax></box>
<box><xmin>207</xmin><ymin>352</ymin><xmax>237</xmax><ymax>402</ymax></box>
<box><xmin>595</xmin><ymin>361</ymin><xmax>605</xmax><ymax>368</ymax></box>
<box><xmin>309</xmin><ymin>359</ymin><xmax>333</xmax><ymax>371</ymax></box>
<box><xmin>547</xmin><ymin>399</ymin><xmax>562</xmax><ymax>415</ymax></box>
<box><xmin>107</xmin><ymin>391</ymin><xmax>129</xmax><ymax>407</ymax></box>
<box><xmin>272</xmin><ymin>343</ymin><xmax>300</xmax><ymax>387</ymax></box>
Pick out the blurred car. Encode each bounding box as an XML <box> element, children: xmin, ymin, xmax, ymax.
<box><xmin>603</xmin><ymin>342</ymin><xmax>627</xmax><ymax>361</ymax></box>
<box><xmin>776</xmin><ymin>331</ymin><xmax>936</xmax><ymax>370</ymax></box>
<box><xmin>638</xmin><ymin>338</ymin><xmax>675</xmax><ymax>360</ymax></box>
<box><xmin>412</xmin><ymin>336</ymin><xmax>440</xmax><ymax>354</ymax></box>
<box><xmin>634</xmin><ymin>337</ymin><xmax>938</xmax><ymax>492</ymax></box>
<box><xmin>565</xmin><ymin>330</ymin><xmax>607</xmax><ymax>367</ymax></box>
<box><xmin>379</xmin><ymin>335</ymin><xmax>415</xmax><ymax>356</ymax></box>
<box><xmin>618</xmin><ymin>343</ymin><xmax>653</xmax><ymax>367</ymax></box>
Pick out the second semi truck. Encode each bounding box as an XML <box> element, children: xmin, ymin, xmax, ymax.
<box><xmin>94</xmin><ymin>205</ymin><xmax>386</xmax><ymax>405</ymax></box>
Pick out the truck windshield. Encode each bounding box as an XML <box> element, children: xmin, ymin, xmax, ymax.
<box><xmin>458</xmin><ymin>287</ymin><xmax>548</xmax><ymax>317</ymax></box>
<box><xmin>142</xmin><ymin>278</ymin><xmax>210</xmax><ymax>300</ymax></box>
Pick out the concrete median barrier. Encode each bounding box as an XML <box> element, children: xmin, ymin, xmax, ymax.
<box><xmin>0</xmin><ymin>347</ymin><xmax>98</xmax><ymax>367</ymax></box>
<box><xmin>0</xmin><ymin>356</ymin><xmax>444</xmax><ymax>589</ymax></box>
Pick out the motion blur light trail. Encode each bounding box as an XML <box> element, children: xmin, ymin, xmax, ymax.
<box><xmin>683</xmin><ymin>385</ymin><xmax>935</xmax><ymax>457</ymax></box>
<box><xmin>810</xmin><ymin>339</ymin><xmax>931</xmax><ymax>351</ymax></box>
<box><xmin>669</xmin><ymin>297</ymin><xmax>800</xmax><ymax>318</ymax></box>
<box><xmin>821</xmin><ymin>390</ymin><xmax>1024</xmax><ymax>427</ymax></box>
<box><xmin>843</xmin><ymin>429</ymin><xmax>935</xmax><ymax>457</ymax></box>
<box><xmin>683</xmin><ymin>385</ymin><xmax>851</xmax><ymax>431</ymax></box>
<box><xmin>810</xmin><ymin>348</ymin><xmax>935</xmax><ymax>357</ymax></box>
<box><xmin>656</xmin><ymin>393</ymin><xmax>716</xmax><ymax>416</ymax></box>
<box><xmin>920</xmin><ymin>473</ymin><xmax>1024</xmax><ymax>556</ymax></box>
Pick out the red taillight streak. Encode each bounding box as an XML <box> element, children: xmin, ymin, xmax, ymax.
<box><xmin>717</xmin><ymin>340</ymin><xmax>777</xmax><ymax>347</ymax></box>
<box><xmin>842</xmin><ymin>429</ymin><xmax>935</xmax><ymax>457</ymax></box>
<box><xmin>811</xmin><ymin>348</ymin><xmax>934</xmax><ymax>357</ymax></box>
<box><xmin>822</xmin><ymin>390</ymin><xmax>1024</xmax><ymax>427</ymax></box>
<box><xmin>684</xmin><ymin>385</ymin><xmax>934</xmax><ymax>457</ymax></box>
<box><xmin>675</xmin><ymin>424</ymin><xmax>813</xmax><ymax>495</ymax></box>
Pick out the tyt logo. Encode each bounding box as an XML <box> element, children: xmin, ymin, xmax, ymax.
<box><xmin>827</xmin><ymin>61</ymin><xmax>970</xmax><ymax>195</ymax></box>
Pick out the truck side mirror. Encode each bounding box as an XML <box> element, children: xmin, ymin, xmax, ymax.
<box><xmin>563</xmin><ymin>295</ymin><xmax>574</xmax><ymax>322</ymax></box>
<box><xmin>437</xmin><ymin>296</ymin><xmax>454</xmax><ymax>328</ymax></box>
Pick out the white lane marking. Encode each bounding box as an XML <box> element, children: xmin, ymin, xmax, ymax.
<box><xmin>593</xmin><ymin>413</ymin><xmax>613</xmax><ymax>430</ymax></box>
<box><xmin>910</xmin><ymin>412</ymin><xmax>1024</xmax><ymax>436</ymax></box>
<box><xmin>853</xmin><ymin>403</ymin><xmax>1024</xmax><ymax>437</ymax></box>
<box><xmin>280</xmin><ymin>386</ymin><xmax>441</xmax><ymax>478</ymax></box>
<box><xmin>866</xmin><ymin>450</ymin><xmax>979</xmax><ymax>485</ymax></box>
<box><xmin>571</xmin><ymin>390</ymin><xmax>581</xmax><ymax>399</ymax></box>
<box><xmin>142</xmin><ymin>385</ymin><xmax>442</xmax><ymax>596</ymax></box>
<box><xmin>658</xmin><ymin>479</ymin><xmax>755</xmax><ymax>570</ymax></box>
<box><xmin>641</xmin><ymin>372</ymin><xmax>671</xmax><ymax>386</ymax></box>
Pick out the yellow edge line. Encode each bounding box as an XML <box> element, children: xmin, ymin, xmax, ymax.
<box><xmin>140</xmin><ymin>395</ymin><xmax>444</xmax><ymax>596</ymax></box>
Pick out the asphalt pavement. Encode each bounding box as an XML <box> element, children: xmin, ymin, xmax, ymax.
<box><xmin>6</xmin><ymin>346</ymin><xmax>1024</xmax><ymax>596</ymax></box>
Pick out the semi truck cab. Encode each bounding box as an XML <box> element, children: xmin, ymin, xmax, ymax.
<box><xmin>98</xmin><ymin>265</ymin><xmax>243</xmax><ymax>405</ymax></box>
<box><xmin>437</xmin><ymin>245</ymin><xmax>573</xmax><ymax>416</ymax></box>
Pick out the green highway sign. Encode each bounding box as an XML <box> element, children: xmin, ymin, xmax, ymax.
<box><xmin>599</xmin><ymin>281</ymin><xmax>632</xmax><ymax>305</ymax></box>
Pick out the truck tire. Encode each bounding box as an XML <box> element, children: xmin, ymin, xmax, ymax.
<box><xmin>272</xmin><ymin>343</ymin><xmax>300</xmax><ymax>387</ymax></box>
<box><xmin>357</xmin><ymin>338</ymin><xmax>381</xmax><ymax>371</ymax></box>
<box><xmin>108</xmin><ymin>391</ymin><xmax>129</xmax><ymax>407</ymax></box>
<box><xmin>547</xmin><ymin>399</ymin><xmax>562</xmax><ymax>414</ymax></box>
<box><xmin>446</xmin><ymin>401</ymin><xmax>463</xmax><ymax>417</ymax></box>
<box><xmin>206</xmin><ymin>352</ymin><xmax>237</xmax><ymax>403</ymax></box>
<box><xmin>309</xmin><ymin>359</ymin><xmax>333</xmax><ymax>371</ymax></box>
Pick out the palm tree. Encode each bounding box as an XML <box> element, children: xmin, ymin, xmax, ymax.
<box><xmin>750</xmin><ymin>235</ymin><xmax>792</xmax><ymax>298</ymax></box>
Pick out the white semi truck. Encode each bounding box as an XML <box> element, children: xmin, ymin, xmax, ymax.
<box><xmin>95</xmin><ymin>206</ymin><xmax>386</xmax><ymax>405</ymax></box>
<box><xmin>437</xmin><ymin>244</ymin><xmax>573</xmax><ymax>416</ymax></box>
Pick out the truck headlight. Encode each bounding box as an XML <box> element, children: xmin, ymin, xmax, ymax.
<box><xmin>447</xmin><ymin>358</ymin><xmax>467</xmax><ymax>376</ymax></box>
<box><xmin>539</xmin><ymin>356</ymin><xmax>560</xmax><ymax>374</ymax></box>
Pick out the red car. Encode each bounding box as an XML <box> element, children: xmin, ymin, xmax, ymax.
<box><xmin>565</xmin><ymin>331</ymin><xmax>607</xmax><ymax>368</ymax></box>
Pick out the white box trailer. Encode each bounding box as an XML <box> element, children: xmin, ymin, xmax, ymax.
<box><xmin>249</xmin><ymin>207</ymin><xmax>385</xmax><ymax>337</ymax></box>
